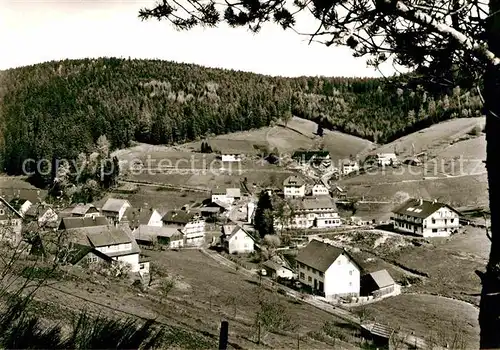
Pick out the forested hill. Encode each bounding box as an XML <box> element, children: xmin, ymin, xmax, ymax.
<box><xmin>0</xmin><ymin>57</ymin><xmax>483</xmax><ymax>174</ymax></box>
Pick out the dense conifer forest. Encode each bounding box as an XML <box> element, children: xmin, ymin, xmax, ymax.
<box><xmin>0</xmin><ymin>57</ymin><xmax>483</xmax><ymax>174</ymax></box>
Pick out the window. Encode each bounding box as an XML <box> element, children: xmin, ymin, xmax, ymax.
<box><xmin>349</xmin><ymin>282</ymin><xmax>352</xmax><ymax>287</ymax></box>
<box><xmin>432</xmin><ymin>218</ymin><xmax>436</xmax><ymax>224</ymax></box>
<box><xmin>432</xmin><ymin>228</ymin><xmax>437</xmax><ymax>233</ymax></box>
<box><xmin>308</xmin><ymin>276</ymin><xmax>312</xmax><ymax>282</ymax></box>
<box><xmin>139</xmin><ymin>263</ymin><xmax>145</xmax><ymax>270</ymax></box>
<box><xmin>451</xmin><ymin>218</ymin><xmax>454</xmax><ymax>223</ymax></box>
<box><xmin>349</xmin><ymin>270</ymin><xmax>353</xmax><ymax>276</ymax></box>
<box><xmin>338</xmin><ymin>259</ymin><xmax>341</xmax><ymax>265</ymax></box>
<box><xmin>319</xmin><ymin>271</ymin><xmax>323</xmax><ymax>277</ymax></box>
<box><xmin>300</xmin><ymin>272</ymin><xmax>305</xmax><ymax>279</ymax></box>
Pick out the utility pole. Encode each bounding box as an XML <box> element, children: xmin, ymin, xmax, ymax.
<box><xmin>257</xmin><ymin>321</ymin><xmax>261</xmax><ymax>345</ymax></box>
<box><xmin>218</xmin><ymin>320</ymin><xmax>228</xmax><ymax>350</ymax></box>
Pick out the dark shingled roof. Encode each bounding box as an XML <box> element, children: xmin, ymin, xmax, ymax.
<box><xmin>84</xmin><ymin>226</ymin><xmax>132</xmax><ymax>247</ymax></box>
<box><xmin>283</xmin><ymin>175</ymin><xmax>305</xmax><ymax>187</ymax></box>
<box><xmin>392</xmin><ymin>198</ymin><xmax>460</xmax><ymax>219</ymax></box>
<box><xmin>162</xmin><ymin>210</ymin><xmax>196</xmax><ymax>224</ymax></box>
<box><xmin>296</xmin><ymin>240</ymin><xmax>360</xmax><ymax>272</ymax></box>
<box><xmin>58</xmin><ymin>216</ymin><xmax>108</xmax><ymax>230</ymax></box>
<box><xmin>292</xmin><ymin>150</ymin><xmax>330</xmax><ymax>162</ymax></box>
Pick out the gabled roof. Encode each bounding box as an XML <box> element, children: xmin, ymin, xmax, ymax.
<box><xmin>211</xmin><ymin>200</ymin><xmax>230</xmax><ymax>210</ymax></box>
<box><xmin>67</xmin><ymin>244</ymin><xmax>113</xmax><ymax>265</ymax></box>
<box><xmin>368</xmin><ymin>269</ymin><xmax>395</xmax><ymax>289</ymax></box>
<box><xmin>300</xmin><ymin>196</ymin><xmax>337</xmax><ymax>211</ymax></box>
<box><xmin>133</xmin><ymin>225</ymin><xmax>183</xmax><ymax>242</ymax></box>
<box><xmin>211</xmin><ymin>188</ymin><xmax>226</xmax><ymax>195</ymax></box>
<box><xmin>263</xmin><ymin>260</ymin><xmax>293</xmax><ymax>272</ymax></box>
<box><xmin>222</xmin><ymin>224</ymin><xmax>255</xmax><ymax>241</ymax></box>
<box><xmin>58</xmin><ymin>216</ymin><xmax>108</xmax><ymax>230</ymax></box>
<box><xmin>283</xmin><ymin>175</ymin><xmax>305</xmax><ymax>187</ymax></box>
<box><xmin>71</xmin><ymin>204</ymin><xmax>98</xmax><ymax>216</ymax></box>
<box><xmin>296</xmin><ymin>240</ymin><xmax>359</xmax><ymax>272</ymax></box>
<box><xmin>74</xmin><ymin>225</ymin><xmax>132</xmax><ymax>247</ymax></box>
<box><xmin>392</xmin><ymin>198</ymin><xmax>459</xmax><ymax>219</ymax></box>
<box><xmin>25</xmin><ymin>204</ymin><xmax>54</xmax><ymax>218</ymax></box>
<box><xmin>162</xmin><ymin>210</ymin><xmax>197</xmax><ymax>224</ymax></box>
<box><xmin>134</xmin><ymin>208</ymin><xmax>159</xmax><ymax>225</ymax></box>
<box><xmin>101</xmin><ymin>198</ymin><xmax>130</xmax><ymax>213</ymax></box>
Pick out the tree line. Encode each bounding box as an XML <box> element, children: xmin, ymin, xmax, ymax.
<box><xmin>0</xmin><ymin>57</ymin><xmax>483</xmax><ymax>175</ymax></box>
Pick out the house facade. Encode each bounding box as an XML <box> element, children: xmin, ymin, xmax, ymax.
<box><xmin>262</xmin><ymin>260</ymin><xmax>295</xmax><ymax>280</ymax></box>
<box><xmin>296</xmin><ymin>239</ymin><xmax>360</xmax><ymax>299</ymax></box>
<box><xmin>312</xmin><ymin>184</ymin><xmax>329</xmax><ymax>197</ymax></box>
<box><xmin>101</xmin><ymin>198</ymin><xmax>132</xmax><ymax>224</ymax></box>
<box><xmin>25</xmin><ymin>205</ymin><xmax>59</xmax><ymax>229</ymax></box>
<box><xmin>133</xmin><ymin>225</ymin><xmax>184</xmax><ymax>249</ymax></box>
<box><xmin>283</xmin><ymin>175</ymin><xmax>306</xmax><ymax>198</ymax></box>
<box><xmin>211</xmin><ymin>187</ymin><xmax>241</xmax><ymax>205</ymax></box>
<box><xmin>221</xmin><ymin>224</ymin><xmax>255</xmax><ymax>254</ymax></box>
<box><xmin>276</xmin><ymin>196</ymin><xmax>341</xmax><ymax>230</ymax></box>
<box><xmin>376</xmin><ymin>153</ymin><xmax>398</xmax><ymax>166</ymax></box>
<box><xmin>292</xmin><ymin>150</ymin><xmax>331</xmax><ymax>167</ymax></box>
<box><xmin>162</xmin><ymin>210</ymin><xmax>206</xmax><ymax>247</ymax></box>
<box><xmin>71</xmin><ymin>204</ymin><xmax>100</xmax><ymax>218</ymax></box>
<box><xmin>391</xmin><ymin>198</ymin><xmax>460</xmax><ymax>237</ymax></box>
<box><xmin>341</xmin><ymin>161</ymin><xmax>360</xmax><ymax>175</ymax></box>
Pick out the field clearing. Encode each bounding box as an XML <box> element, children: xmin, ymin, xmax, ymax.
<box><xmin>354</xmin><ymin>294</ymin><xmax>479</xmax><ymax>348</ymax></box>
<box><xmin>342</xmin><ymin>173</ymin><xmax>488</xmax><ymax>208</ymax></box>
<box><xmin>430</xmin><ymin>135</ymin><xmax>486</xmax><ymax>175</ymax></box>
<box><xmin>144</xmin><ymin>249</ymin><xmax>363</xmax><ymax>348</ymax></box>
<box><xmin>443</xmin><ymin>226</ymin><xmax>490</xmax><ymax>259</ymax></box>
<box><xmin>339</xmin><ymin>166</ymin><xmax>434</xmax><ymax>186</ymax></box>
<box><xmin>370</xmin><ymin>117</ymin><xmax>485</xmax><ymax>158</ymax></box>
<box><xmin>97</xmin><ymin>186</ymin><xmax>208</xmax><ymax>212</ymax></box>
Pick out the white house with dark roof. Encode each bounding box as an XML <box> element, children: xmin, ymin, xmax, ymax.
<box><xmin>262</xmin><ymin>260</ymin><xmax>295</xmax><ymax>280</ymax></box>
<box><xmin>25</xmin><ymin>203</ymin><xmax>59</xmax><ymax>229</ymax></box>
<box><xmin>341</xmin><ymin>160</ymin><xmax>360</xmax><ymax>175</ymax></box>
<box><xmin>275</xmin><ymin>196</ymin><xmax>341</xmax><ymax>230</ymax></box>
<box><xmin>131</xmin><ymin>208</ymin><xmax>163</xmax><ymax>229</ymax></box>
<box><xmin>101</xmin><ymin>198</ymin><xmax>131</xmax><ymax>224</ymax></box>
<box><xmin>221</xmin><ymin>224</ymin><xmax>255</xmax><ymax>254</ymax></box>
<box><xmin>283</xmin><ymin>175</ymin><xmax>306</xmax><ymax>198</ymax></box>
<box><xmin>391</xmin><ymin>198</ymin><xmax>460</xmax><ymax>237</ymax></box>
<box><xmin>9</xmin><ymin>198</ymin><xmax>32</xmax><ymax>217</ymax></box>
<box><xmin>69</xmin><ymin>224</ymin><xmax>145</xmax><ymax>273</ymax></box>
<box><xmin>296</xmin><ymin>239</ymin><xmax>361</xmax><ymax>299</ymax></box>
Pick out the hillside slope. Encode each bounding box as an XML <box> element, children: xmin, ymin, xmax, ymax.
<box><xmin>0</xmin><ymin>57</ymin><xmax>483</xmax><ymax>175</ymax></box>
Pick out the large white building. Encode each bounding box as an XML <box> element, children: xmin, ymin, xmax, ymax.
<box><xmin>211</xmin><ymin>187</ymin><xmax>241</xmax><ymax>205</ymax></box>
<box><xmin>341</xmin><ymin>160</ymin><xmax>360</xmax><ymax>175</ymax></box>
<box><xmin>376</xmin><ymin>153</ymin><xmax>398</xmax><ymax>166</ymax></box>
<box><xmin>296</xmin><ymin>239</ymin><xmax>360</xmax><ymax>299</ymax></box>
<box><xmin>391</xmin><ymin>198</ymin><xmax>461</xmax><ymax>237</ymax></box>
<box><xmin>276</xmin><ymin>196</ymin><xmax>341</xmax><ymax>230</ymax></box>
<box><xmin>283</xmin><ymin>175</ymin><xmax>306</xmax><ymax>198</ymax></box>
<box><xmin>162</xmin><ymin>210</ymin><xmax>206</xmax><ymax>247</ymax></box>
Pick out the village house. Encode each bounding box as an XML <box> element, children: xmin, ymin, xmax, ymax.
<box><xmin>68</xmin><ymin>224</ymin><xmax>146</xmax><ymax>273</ymax></box>
<box><xmin>58</xmin><ymin>216</ymin><xmax>109</xmax><ymax>230</ymax></box>
<box><xmin>221</xmin><ymin>224</ymin><xmax>255</xmax><ymax>254</ymax></box>
<box><xmin>133</xmin><ymin>225</ymin><xmax>184</xmax><ymax>249</ymax></box>
<box><xmin>391</xmin><ymin>198</ymin><xmax>461</xmax><ymax>237</ymax></box>
<box><xmin>360</xmin><ymin>269</ymin><xmax>398</xmax><ymax>298</ymax></box>
<box><xmin>341</xmin><ymin>160</ymin><xmax>360</xmax><ymax>175</ymax></box>
<box><xmin>331</xmin><ymin>185</ymin><xmax>347</xmax><ymax>199</ymax></box>
<box><xmin>162</xmin><ymin>210</ymin><xmax>205</xmax><ymax>247</ymax></box>
<box><xmin>101</xmin><ymin>198</ymin><xmax>132</xmax><ymax>225</ymax></box>
<box><xmin>221</xmin><ymin>153</ymin><xmax>244</xmax><ymax>162</ymax></box>
<box><xmin>71</xmin><ymin>203</ymin><xmax>101</xmax><ymax>218</ymax></box>
<box><xmin>311</xmin><ymin>183</ymin><xmax>329</xmax><ymax>197</ymax></box>
<box><xmin>262</xmin><ymin>260</ymin><xmax>295</xmax><ymax>280</ymax></box>
<box><xmin>131</xmin><ymin>208</ymin><xmax>163</xmax><ymax>229</ymax></box>
<box><xmin>24</xmin><ymin>203</ymin><xmax>59</xmax><ymax>229</ymax></box>
<box><xmin>376</xmin><ymin>153</ymin><xmax>398</xmax><ymax>166</ymax></box>
<box><xmin>276</xmin><ymin>196</ymin><xmax>341</xmax><ymax>230</ymax></box>
<box><xmin>283</xmin><ymin>175</ymin><xmax>306</xmax><ymax>198</ymax></box>
<box><xmin>210</xmin><ymin>187</ymin><xmax>241</xmax><ymax>205</ymax></box>
<box><xmin>296</xmin><ymin>239</ymin><xmax>361</xmax><ymax>299</ymax></box>
<box><xmin>0</xmin><ymin>197</ymin><xmax>23</xmax><ymax>246</ymax></box>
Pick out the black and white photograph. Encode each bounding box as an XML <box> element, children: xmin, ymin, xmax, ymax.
<box><xmin>0</xmin><ymin>0</ymin><xmax>498</xmax><ymax>348</ymax></box>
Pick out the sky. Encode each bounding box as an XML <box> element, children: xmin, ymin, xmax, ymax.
<box><xmin>0</xmin><ymin>0</ymin><xmax>398</xmax><ymax>78</ymax></box>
